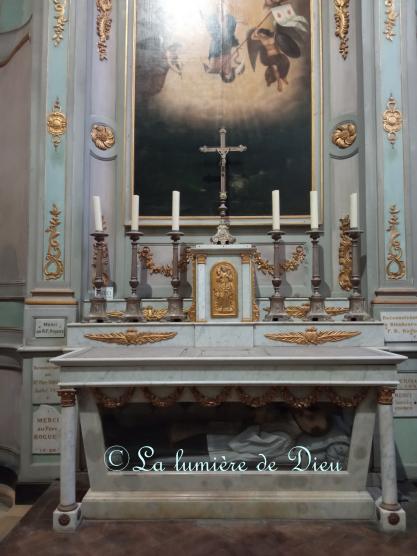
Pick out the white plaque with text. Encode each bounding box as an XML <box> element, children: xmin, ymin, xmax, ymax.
<box><xmin>380</xmin><ymin>312</ymin><xmax>417</xmax><ymax>342</ymax></box>
<box><xmin>32</xmin><ymin>405</ymin><xmax>61</xmax><ymax>454</ymax></box>
<box><xmin>35</xmin><ymin>318</ymin><xmax>66</xmax><ymax>338</ymax></box>
<box><xmin>32</xmin><ymin>358</ymin><xmax>60</xmax><ymax>404</ymax></box>
<box><xmin>393</xmin><ymin>374</ymin><xmax>417</xmax><ymax>417</ymax></box>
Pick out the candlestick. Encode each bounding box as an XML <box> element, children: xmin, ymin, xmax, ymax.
<box><xmin>265</xmin><ymin>231</ymin><xmax>291</xmax><ymax>321</ymax></box>
<box><xmin>272</xmin><ymin>190</ymin><xmax>280</xmax><ymax>231</ymax></box>
<box><xmin>310</xmin><ymin>190</ymin><xmax>319</xmax><ymax>230</ymax></box>
<box><xmin>165</xmin><ymin>230</ymin><xmax>185</xmax><ymax>321</ymax></box>
<box><xmin>87</xmin><ymin>231</ymin><xmax>109</xmax><ymax>322</ymax></box>
<box><xmin>124</xmin><ymin>229</ymin><xmax>144</xmax><ymax>321</ymax></box>
<box><xmin>305</xmin><ymin>230</ymin><xmax>332</xmax><ymax>321</ymax></box>
<box><xmin>93</xmin><ymin>196</ymin><xmax>103</xmax><ymax>232</ymax></box>
<box><xmin>350</xmin><ymin>193</ymin><xmax>358</xmax><ymax>229</ymax></box>
<box><xmin>172</xmin><ymin>191</ymin><xmax>180</xmax><ymax>231</ymax></box>
<box><xmin>344</xmin><ymin>228</ymin><xmax>370</xmax><ymax>321</ymax></box>
<box><xmin>131</xmin><ymin>195</ymin><xmax>139</xmax><ymax>231</ymax></box>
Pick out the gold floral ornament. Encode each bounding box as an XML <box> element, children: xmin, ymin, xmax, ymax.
<box><xmin>252</xmin><ymin>245</ymin><xmax>306</xmax><ymax>276</ymax></box>
<box><xmin>334</xmin><ymin>0</ymin><xmax>350</xmax><ymax>60</ymax></box>
<box><xmin>383</xmin><ymin>96</ymin><xmax>403</xmax><ymax>146</ymax></box>
<box><xmin>96</xmin><ymin>0</ymin><xmax>112</xmax><ymax>61</ymax></box>
<box><xmin>52</xmin><ymin>0</ymin><xmax>68</xmax><ymax>46</ymax></box>
<box><xmin>142</xmin><ymin>306</ymin><xmax>168</xmax><ymax>321</ymax></box>
<box><xmin>84</xmin><ymin>330</ymin><xmax>177</xmax><ymax>345</ymax></box>
<box><xmin>138</xmin><ymin>246</ymin><xmax>192</xmax><ymax>278</ymax></box>
<box><xmin>91</xmin><ymin>124</ymin><xmax>115</xmax><ymax>150</ymax></box>
<box><xmin>47</xmin><ymin>98</ymin><xmax>67</xmax><ymax>150</ymax></box>
<box><xmin>43</xmin><ymin>204</ymin><xmax>64</xmax><ymax>280</ymax></box>
<box><xmin>283</xmin><ymin>304</ymin><xmax>348</xmax><ymax>319</ymax></box>
<box><xmin>265</xmin><ymin>327</ymin><xmax>360</xmax><ymax>345</ymax></box>
<box><xmin>332</xmin><ymin>123</ymin><xmax>357</xmax><ymax>149</ymax></box>
<box><xmin>338</xmin><ymin>215</ymin><xmax>353</xmax><ymax>291</ymax></box>
<box><xmin>384</xmin><ymin>0</ymin><xmax>399</xmax><ymax>41</ymax></box>
<box><xmin>386</xmin><ymin>205</ymin><xmax>406</xmax><ymax>280</ymax></box>
<box><xmin>93</xmin><ymin>386</ymin><xmax>135</xmax><ymax>409</ymax></box>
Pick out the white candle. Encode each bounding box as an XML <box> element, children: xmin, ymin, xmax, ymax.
<box><xmin>310</xmin><ymin>190</ymin><xmax>319</xmax><ymax>229</ymax></box>
<box><xmin>172</xmin><ymin>190</ymin><xmax>180</xmax><ymax>231</ymax></box>
<box><xmin>350</xmin><ymin>193</ymin><xmax>358</xmax><ymax>228</ymax></box>
<box><xmin>272</xmin><ymin>190</ymin><xmax>280</xmax><ymax>230</ymax></box>
<box><xmin>131</xmin><ymin>195</ymin><xmax>139</xmax><ymax>230</ymax></box>
<box><xmin>93</xmin><ymin>196</ymin><xmax>103</xmax><ymax>231</ymax></box>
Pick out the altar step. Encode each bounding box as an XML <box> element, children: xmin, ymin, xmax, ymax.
<box><xmin>82</xmin><ymin>489</ymin><xmax>375</xmax><ymax>521</ymax></box>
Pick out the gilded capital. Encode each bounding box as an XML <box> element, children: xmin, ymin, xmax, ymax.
<box><xmin>58</xmin><ymin>388</ymin><xmax>77</xmax><ymax>407</ymax></box>
<box><xmin>196</xmin><ymin>254</ymin><xmax>207</xmax><ymax>264</ymax></box>
<box><xmin>377</xmin><ymin>387</ymin><xmax>395</xmax><ymax>405</ymax></box>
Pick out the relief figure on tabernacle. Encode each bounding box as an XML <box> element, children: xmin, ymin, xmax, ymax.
<box><xmin>211</xmin><ymin>262</ymin><xmax>237</xmax><ymax>317</ymax></box>
<box><xmin>247</xmin><ymin>2</ymin><xmax>308</xmax><ymax>92</ymax></box>
<box><xmin>202</xmin><ymin>2</ymin><xmax>245</xmax><ymax>83</ymax></box>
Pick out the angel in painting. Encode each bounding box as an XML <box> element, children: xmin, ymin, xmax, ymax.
<box><xmin>247</xmin><ymin>2</ymin><xmax>308</xmax><ymax>92</ymax></box>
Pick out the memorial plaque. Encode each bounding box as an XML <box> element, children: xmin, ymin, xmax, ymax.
<box><xmin>32</xmin><ymin>405</ymin><xmax>61</xmax><ymax>454</ymax></box>
<box><xmin>380</xmin><ymin>312</ymin><xmax>417</xmax><ymax>342</ymax></box>
<box><xmin>393</xmin><ymin>374</ymin><xmax>417</xmax><ymax>417</ymax></box>
<box><xmin>32</xmin><ymin>358</ymin><xmax>60</xmax><ymax>404</ymax></box>
<box><xmin>35</xmin><ymin>318</ymin><xmax>66</xmax><ymax>338</ymax></box>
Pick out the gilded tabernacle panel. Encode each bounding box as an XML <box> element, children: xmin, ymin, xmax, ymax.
<box><xmin>133</xmin><ymin>0</ymin><xmax>319</xmax><ymax>222</ymax></box>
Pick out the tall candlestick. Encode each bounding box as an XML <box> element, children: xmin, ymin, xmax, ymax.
<box><xmin>93</xmin><ymin>196</ymin><xmax>103</xmax><ymax>232</ymax></box>
<box><xmin>131</xmin><ymin>195</ymin><xmax>139</xmax><ymax>230</ymax></box>
<box><xmin>350</xmin><ymin>193</ymin><xmax>358</xmax><ymax>228</ymax></box>
<box><xmin>310</xmin><ymin>190</ymin><xmax>319</xmax><ymax>229</ymax></box>
<box><xmin>272</xmin><ymin>190</ymin><xmax>280</xmax><ymax>231</ymax></box>
<box><xmin>172</xmin><ymin>191</ymin><xmax>180</xmax><ymax>231</ymax></box>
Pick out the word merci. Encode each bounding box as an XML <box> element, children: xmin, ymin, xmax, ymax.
<box><xmin>104</xmin><ymin>445</ymin><xmax>343</xmax><ymax>473</ymax></box>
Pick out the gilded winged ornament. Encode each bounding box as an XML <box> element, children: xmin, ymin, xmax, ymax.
<box><xmin>265</xmin><ymin>327</ymin><xmax>360</xmax><ymax>345</ymax></box>
<box><xmin>84</xmin><ymin>329</ymin><xmax>176</xmax><ymax>345</ymax></box>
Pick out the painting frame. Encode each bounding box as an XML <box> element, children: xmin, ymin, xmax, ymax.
<box><xmin>124</xmin><ymin>0</ymin><xmax>323</xmax><ymax>227</ymax></box>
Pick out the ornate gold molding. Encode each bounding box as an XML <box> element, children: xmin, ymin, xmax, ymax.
<box><xmin>384</xmin><ymin>0</ymin><xmax>399</xmax><ymax>41</ymax></box>
<box><xmin>142</xmin><ymin>386</ymin><xmax>184</xmax><ymax>408</ymax></box>
<box><xmin>253</xmin><ymin>245</ymin><xmax>306</xmax><ymax>276</ymax></box>
<box><xmin>235</xmin><ymin>386</ymin><xmax>279</xmax><ymax>408</ymax></box>
<box><xmin>377</xmin><ymin>386</ymin><xmax>395</xmax><ymax>405</ymax></box>
<box><xmin>43</xmin><ymin>204</ymin><xmax>64</xmax><ymax>280</ymax></box>
<box><xmin>252</xmin><ymin>265</ymin><xmax>260</xmax><ymax>322</ymax></box>
<box><xmin>386</xmin><ymin>205</ymin><xmax>406</xmax><ymax>280</ymax></box>
<box><xmin>143</xmin><ymin>306</ymin><xmax>168</xmax><ymax>321</ymax></box>
<box><xmin>383</xmin><ymin>96</ymin><xmax>403</xmax><ymax>145</ymax></box>
<box><xmin>190</xmin><ymin>386</ymin><xmax>233</xmax><ymax>407</ymax></box>
<box><xmin>47</xmin><ymin>98</ymin><xmax>67</xmax><ymax>150</ymax></box>
<box><xmin>52</xmin><ymin>0</ymin><xmax>68</xmax><ymax>46</ymax></box>
<box><xmin>58</xmin><ymin>389</ymin><xmax>76</xmax><ymax>407</ymax></box>
<box><xmin>91</xmin><ymin>124</ymin><xmax>115</xmax><ymax>150</ymax></box>
<box><xmin>265</xmin><ymin>326</ymin><xmax>360</xmax><ymax>345</ymax></box>
<box><xmin>339</xmin><ymin>215</ymin><xmax>353</xmax><ymax>291</ymax></box>
<box><xmin>284</xmin><ymin>304</ymin><xmax>348</xmax><ymax>319</ymax></box>
<box><xmin>96</xmin><ymin>0</ymin><xmax>112</xmax><ymax>61</ymax></box>
<box><xmin>93</xmin><ymin>386</ymin><xmax>135</xmax><ymax>408</ymax></box>
<box><xmin>84</xmin><ymin>329</ymin><xmax>177</xmax><ymax>345</ymax></box>
<box><xmin>334</xmin><ymin>0</ymin><xmax>350</xmax><ymax>60</ymax></box>
<box><xmin>211</xmin><ymin>262</ymin><xmax>238</xmax><ymax>318</ymax></box>
<box><xmin>321</xmin><ymin>386</ymin><xmax>368</xmax><ymax>408</ymax></box>
<box><xmin>139</xmin><ymin>246</ymin><xmax>192</xmax><ymax>278</ymax></box>
<box><xmin>332</xmin><ymin>123</ymin><xmax>357</xmax><ymax>149</ymax></box>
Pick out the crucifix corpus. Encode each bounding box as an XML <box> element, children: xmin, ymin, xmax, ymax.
<box><xmin>200</xmin><ymin>128</ymin><xmax>247</xmax><ymax>245</ymax></box>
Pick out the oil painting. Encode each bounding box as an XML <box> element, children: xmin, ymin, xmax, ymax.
<box><xmin>134</xmin><ymin>0</ymin><xmax>312</xmax><ymax>219</ymax></box>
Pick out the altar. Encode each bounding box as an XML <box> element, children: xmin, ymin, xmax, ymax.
<box><xmin>51</xmin><ymin>315</ymin><xmax>406</xmax><ymax>532</ymax></box>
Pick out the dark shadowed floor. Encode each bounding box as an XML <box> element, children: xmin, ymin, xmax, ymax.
<box><xmin>1</xmin><ymin>482</ymin><xmax>417</xmax><ymax>556</ymax></box>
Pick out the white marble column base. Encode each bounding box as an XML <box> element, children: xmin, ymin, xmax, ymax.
<box><xmin>375</xmin><ymin>497</ymin><xmax>406</xmax><ymax>532</ymax></box>
<box><xmin>53</xmin><ymin>502</ymin><xmax>82</xmax><ymax>532</ymax></box>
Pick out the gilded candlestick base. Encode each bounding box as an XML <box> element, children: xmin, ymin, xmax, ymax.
<box><xmin>343</xmin><ymin>228</ymin><xmax>370</xmax><ymax>321</ymax></box>
<box><xmin>265</xmin><ymin>230</ymin><xmax>291</xmax><ymax>321</ymax></box>
<box><xmin>305</xmin><ymin>230</ymin><xmax>332</xmax><ymax>322</ymax></box>
<box><xmin>124</xmin><ymin>297</ymin><xmax>144</xmax><ymax>322</ymax></box>
<box><xmin>88</xmin><ymin>231</ymin><xmax>109</xmax><ymax>322</ymax></box>
<box><xmin>165</xmin><ymin>230</ymin><xmax>186</xmax><ymax>322</ymax></box>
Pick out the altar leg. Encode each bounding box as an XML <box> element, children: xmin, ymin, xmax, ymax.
<box><xmin>53</xmin><ymin>388</ymin><xmax>82</xmax><ymax>532</ymax></box>
<box><xmin>375</xmin><ymin>387</ymin><xmax>406</xmax><ymax>532</ymax></box>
